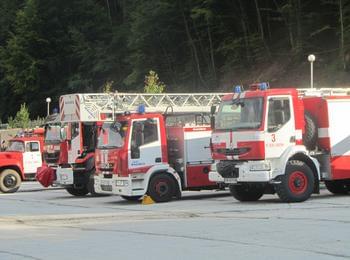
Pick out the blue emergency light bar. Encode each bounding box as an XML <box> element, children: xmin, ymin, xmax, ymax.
<box><xmin>137</xmin><ymin>104</ymin><xmax>146</xmax><ymax>114</ymax></box>
<box><xmin>233</xmin><ymin>85</ymin><xmax>242</xmax><ymax>93</ymax></box>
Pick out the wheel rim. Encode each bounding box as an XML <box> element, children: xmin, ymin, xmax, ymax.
<box><xmin>288</xmin><ymin>171</ymin><xmax>307</xmax><ymax>195</ymax></box>
<box><xmin>154</xmin><ymin>180</ymin><xmax>169</xmax><ymax>197</ymax></box>
<box><xmin>4</xmin><ymin>174</ymin><xmax>17</xmax><ymax>189</ymax></box>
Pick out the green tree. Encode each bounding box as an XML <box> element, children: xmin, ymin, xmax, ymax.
<box><xmin>8</xmin><ymin>103</ymin><xmax>30</xmax><ymax>129</ymax></box>
<box><xmin>144</xmin><ymin>70</ymin><xmax>165</xmax><ymax>93</ymax></box>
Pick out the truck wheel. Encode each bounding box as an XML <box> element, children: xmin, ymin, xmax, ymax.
<box><xmin>121</xmin><ymin>195</ymin><xmax>142</xmax><ymax>201</ymax></box>
<box><xmin>87</xmin><ymin>174</ymin><xmax>108</xmax><ymax>197</ymax></box>
<box><xmin>65</xmin><ymin>186</ymin><xmax>89</xmax><ymax>196</ymax></box>
<box><xmin>303</xmin><ymin>112</ymin><xmax>317</xmax><ymax>150</ymax></box>
<box><xmin>0</xmin><ymin>169</ymin><xmax>22</xmax><ymax>193</ymax></box>
<box><xmin>147</xmin><ymin>174</ymin><xmax>176</xmax><ymax>202</ymax></box>
<box><xmin>229</xmin><ymin>184</ymin><xmax>264</xmax><ymax>201</ymax></box>
<box><xmin>276</xmin><ymin>160</ymin><xmax>314</xmax><ymax>202</ymax></box>
<box><xmin>325</xmin><ymin>180</ymin><xmax>349</xmax><ymax>194</ymax></box>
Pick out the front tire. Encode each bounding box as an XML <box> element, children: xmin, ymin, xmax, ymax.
<box><xmin>325</xmin><ymin>180</ymin><xmax>349</xmax><ymax>194</ymax></box>
<box><xmin>65</xmin><ymin>186</ymin><xmax>89</xmax><ymax>196</ymax></box>
<box><xmin>147</xmin><ymin>174</ymin><xmax>177</xmax><ymax>202</ymax></box>
<box><xmin>0</xmin><ymin>169</ymin><xmax>22</xmax><ymax>193</ymax></box>
<box><xmin>121</xmin><ymin>195</ymin><xmax>142</xmax><ymax>201</ymax></box>
<box><xmin>276</xmin><ymin>160</ymin><xmax>314</xmax><ymax>202</ymax></box>
<box><xmin>229</xmin><ymin>184</ymin><xmax>264</xmax><ymax>201</ymax></box>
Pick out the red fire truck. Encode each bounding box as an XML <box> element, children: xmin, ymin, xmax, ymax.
<box><xmin>211</xmin><ymin>84</ymin><xmax>350</xmax><ymax>202</ymax></box>
<box><xmin>0</xmin><ymin>128</ymin><xmax>44</xmax><ymax>193</ymax></box>
<box><xmin>92</xmin><ymin>92</ymin><xmax>226</xmax><ymax>202</ymax></box>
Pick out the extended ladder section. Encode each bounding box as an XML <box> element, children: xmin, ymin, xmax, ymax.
<box><xmin>60</xmin><ymin>93</ymin><xmax>227</xmax><ymax>122</ymax></box>
<box><xmin>297</xmin><ymin>88</ymin><xmax>350</xmax><ymax>96</ymax></box>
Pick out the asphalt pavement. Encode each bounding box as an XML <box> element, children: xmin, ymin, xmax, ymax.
<box><xmin>0</xmin><ymin>184</ymin><xmax>349</xmax><ymax>260</ymax></box>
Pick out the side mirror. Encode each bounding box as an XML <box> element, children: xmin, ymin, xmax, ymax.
<box><xmin>210</xmin><ymin>105</ymin><xmax>216</xmax><ymax>115</ymax></box>
<box><xmin>210</xmin><ymin>116</ymin><xmax>215</xmax><ymax>130</ymax></box>
<box><xmin>131</xmin><ymin>146</ymin><xmax>140</xmax><ymax>159</ymax></box>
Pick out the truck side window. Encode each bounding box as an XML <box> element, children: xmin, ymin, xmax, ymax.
<box><xmin>30</xmin><ymin>142</ymin><xmax>40</xmax><ymax>152</ymax></box>
<box><xmin>26</xmin><ymin>142</ymin><xmax>40</xmax><ymax>152</ymax></box>
<box><xmin>268</xmin><ymin>98</ymin><xmax>291</xmax><ymax>132</ymax></box>
<box><xmin>131</xmin><ymin>119</ymin><xmax>158</xmax><ymax>148</ymax></box>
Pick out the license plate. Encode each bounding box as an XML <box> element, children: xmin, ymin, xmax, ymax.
<box><xmin>56</xmin><ymin>168</ymin><xmax>74</xmax><ymax>185</ymax></box>
<box><xmin>224</xmin><ymin>178</ymin><xmax>237</xmax><ymax>184</ymax></box>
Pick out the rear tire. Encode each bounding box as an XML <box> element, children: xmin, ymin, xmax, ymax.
<box><xmin>121</xmin><ymin>195</ymin><xmax>142</xmax><ymax>201</ymax></box>
<box><xmin>325</xmin><ymin>180</ymin><xmax>349</xmax><ymax>194</ymax></box>
<box><xmin>65</xmin><ymin>186</ymin><xmax>89</xmax><ymax>196</ymax></box>
<box><xmin>147</xmin><ymin>174</ymin><xmax>176</xmax><ymax>202</ymax></box>
<box><xmin>276</xmin><ymin>160</ymin><xmax>314</xmax><ymax>202</ymax></box>
<box><xmin>229</xmin><ymin>184</ymin><xmax>264</xmax><ymax>202</ymax></box>
<box><xmin>0</xmin><ymin>169</ymin><xmax>22</xmax><ymax>193</ymax></box>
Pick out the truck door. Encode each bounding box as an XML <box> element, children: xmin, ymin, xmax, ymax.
<box><xmin>68</xmin><ymin>122</ymin><xmax>81</xmax><ymax>163</ymax></box>
<box><xmin>265</xmin><ymin>96</ymin><xmax>295</xmax><ymax>159</ymax></box>
<box><xmin>23</xmin><ymin>141</ymin><xmax>42</xmax><ymax>173</ymax></box>
<box><xmin>128</xmin><ymin>118</ymin><xmax>162</xmax><ymax>171</ymax></box>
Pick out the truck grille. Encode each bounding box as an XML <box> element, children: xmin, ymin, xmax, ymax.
<box><xmin>43</xmin><ymin>152</ymin><xmax>60</xmax><ymax>164</ymax></box>
<box><xmin>216</xmin><ymin>147</ymin><xmax>250</xmax><ymax>156</ymax></box>
<box><xmin>101</xmin><ymin>185</ymin><xmax>112</xmax><ymax>192</ymax></box>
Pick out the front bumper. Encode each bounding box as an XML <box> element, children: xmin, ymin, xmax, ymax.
<box><xmin>54</xmin><ymin>167</ymin><xmax>74</xmax><ymax>185</ymax></box>
<box><xmin>94</xmin><ymin>174</ymin><xmax>146</xmax><ymax>197</ymax></box>
<box><xmin>217</xmin><ymin>161</ymin><xmax>272</xmax><ymax>183</ymax></box>
<box><xmin>208</xmin><ymin>171</ymin><xmax>224</xmax><ymax>183</ymax></box>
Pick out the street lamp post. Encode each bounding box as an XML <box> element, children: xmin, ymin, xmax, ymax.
<box><xmin>46</xmin><ymin>97</ymin><xmax>51</xmax><ymax>116</ymax></box>
<box><xmin>308</xmin><ymin>54</ymin><xmax>316</xmax><ymax>89</ymax></box>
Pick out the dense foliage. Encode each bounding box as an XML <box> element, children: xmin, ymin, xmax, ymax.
<box><xmin>1</xmin><ymin>0</ymin><xmax>350</xmax><ymax>120</ymax></box>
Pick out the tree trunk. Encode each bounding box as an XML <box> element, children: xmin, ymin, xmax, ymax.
<box><xmin>339</xmin><ymin>0</ymin><xmax>346</xmax><ymax>70</ymax></box>
<box><xmin>207</xmin><ymin>17</ymin><xmax>217</xmax><ymax>88</ymax></box>
<box><xmin>254</xmin><ymin>0</ymin><xmax>270</xmax><ymax>57</ymax></box>
<box><xmin>180</xmin><ymin>3</ymin><xmax>207</xmax><ymax>88</ymax></box>
<box><xmin>238</xmin><ymin>0</ymin><xmax>251</xmax><ymax>63</ymax></box>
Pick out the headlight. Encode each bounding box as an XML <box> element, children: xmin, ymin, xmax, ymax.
<box><xmin>250</xmin><ymin>162</ymin><xmax>271</xmax><ymax>171</ymax></box>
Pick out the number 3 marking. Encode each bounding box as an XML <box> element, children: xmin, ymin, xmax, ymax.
<box><xmin>271</xmin><ymin>134</ymin><xmax>276</xmax><ymax>142</ymax></box>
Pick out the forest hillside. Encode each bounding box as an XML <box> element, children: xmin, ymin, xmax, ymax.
<box><xmin>1</xmin><ymin>0</ymin><xmax>350</xmax><ymax>120</ymax></box>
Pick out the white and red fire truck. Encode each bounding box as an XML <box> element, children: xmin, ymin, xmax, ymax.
<box><xmin>211</xmin><ymin>84</ymin><xmax>350</xmax><ymax>202</ymax></box>
<box><xmin>92</xmin><ymin>93</ymin><xmax>226</xmax><ymax>202</ymax></box>
<box><xmin>0</xmin><ymin>128</ymin><xmax>44</xmax><ymax>193</ymax></box>
<box><xmin>49</xmin><ymin>94</ymin><xmax>100</xmax><ymax>196</ymax></box>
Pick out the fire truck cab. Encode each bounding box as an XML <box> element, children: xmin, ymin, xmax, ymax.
<box><xmin>212</xmin><ymin>84</ymin><xmax>350</xmax><ymax>202</ymax></box>
<box><xmin>86</xmin><ymin>92</ymin><xmax>226</xmax><ymax>202</ymax></box>
<box><xmin>0</xmin><ymin>128</ymin><xmax>44</xmax><ymax>193</ymax></box>
<box><xmin>94</xmin><ymin>111</ymin><xmax>217</xmax><ymax>202</ymax></box>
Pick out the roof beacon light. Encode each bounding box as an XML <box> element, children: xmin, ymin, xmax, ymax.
<box><xmin>259</xmin><ymin>82</ymin><xmax>268</xmax><ymax>90</ymax></box>
<box><xmin>137</xmin><ymin>104</ymin><xmax>146</xmax><ymax>114</ymax></box>
<box><xmin>233</xmin><ymin>85</ymin><xmax>242</xmax><ymax>93</ymax></box>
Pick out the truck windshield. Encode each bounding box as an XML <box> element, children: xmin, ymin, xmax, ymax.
<box><xmin>7</xmin><ymin>141</ymin><xmax>25</xmax><ymax>152</ymax></box>
<box><xmin>215</xmin><ymin>97</ymin><xmax>263</xmax><ymax>130</ymax></box>
<box><xmin>97</xmin><ymin>121</ymin><xmax>127</xmax><ymax>149</ymax></box>
<box><xmin>45</xmin><ymin>125</ymin><xmax>61</xmax><ymax>143</ymax></box>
